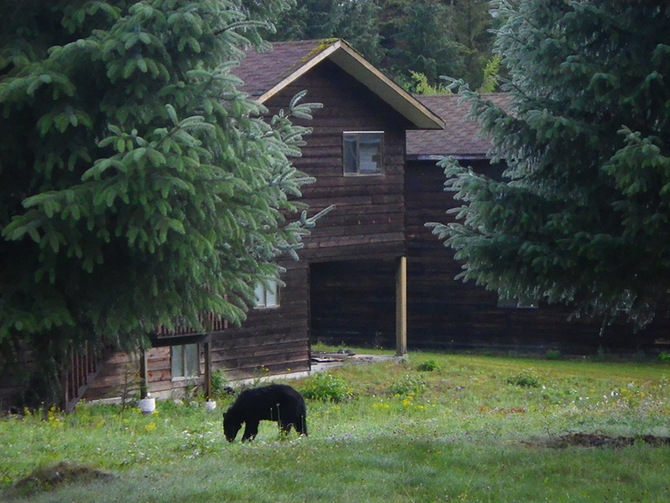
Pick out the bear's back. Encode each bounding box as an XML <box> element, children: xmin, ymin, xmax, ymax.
<box><xmin>234</xmin><ymin>384</ymin><xmax>305</xmax><ymax>414</ymax></box>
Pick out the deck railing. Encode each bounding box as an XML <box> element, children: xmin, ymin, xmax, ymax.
<box><xmin>60</xmin><ymin>342</ymin><xmax>104</xmax><ymax>412</ymax></box>
<box><xmin>155</xmin><ymin>312</ymin><xmax>227</xmax><ymax>336</ymax></box>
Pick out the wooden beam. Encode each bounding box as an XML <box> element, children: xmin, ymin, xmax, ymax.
<box><xmin>396</xmin><ymin>255</ymin><xmax>408</xmax><ymax>356</ymax></box>
<box><xmin>203</xmin><ymin>341</ymin><xmax>212</xmax><ymax>400</ymax></box>
<box><xmin>149</xmin><ymin>332</ymin><xmax>210</xmax><ymax>347</ymax></box>
<box><xmin>139</xmin><ymin>349</ymin><xmax>149</xmax><ymax>399</ymax></box>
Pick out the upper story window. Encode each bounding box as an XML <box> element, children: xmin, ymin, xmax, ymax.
<box><xmin>343</xmin><ymin>131</ymin><xmax>384</xmax><ymax>175</ymax></box>
<box><xmin>254</xmin><ymin>279</ymin><xmax>279</xmax><ymax>309</ymax></box>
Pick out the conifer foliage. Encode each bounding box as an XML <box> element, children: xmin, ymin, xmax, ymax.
<box><xmin>430</xmin><ymin>1</ymin><xmax>670</xmax><ymax>328</ymax></box>
<box><xmin>0</xmin><ymin>0</ymin><xmax>317</xmax><ymax>390</ymax></box>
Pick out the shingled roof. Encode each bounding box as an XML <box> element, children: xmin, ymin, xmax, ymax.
<box><xmin>233</xmin><ymin>39</ymin><xmax>444</xmax><ymax>130</ymax></box>
<box><xmin>407</xmin><ymin>93</ymin><xmax>511</xmax><ymax>160</ymax></box>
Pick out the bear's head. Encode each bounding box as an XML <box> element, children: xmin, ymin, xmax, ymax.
<box><xmin>223</xmin><ymin>411</ymin><xmax>242</xmax><ymax>442</ymax></box>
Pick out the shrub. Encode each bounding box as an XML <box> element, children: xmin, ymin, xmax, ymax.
<box><xmin>211</xmin><ymin>371</ymin><xmax>233</xmax><ymax>399</ymax></box>
<box><xmin>544</xmin><ymin>350</ymin><xmax>562</xmax><ymax>361</ymax></box>
<box><xmin>658</xmin><ymin>352</ymin><xmax>670</xmax><ymax>363</ymax></box>
<box><xmin>388</xmin><ymin>373</ymin><xmax>427</xmax><ymax>396</ymax></box>
<box><xmin>416</xmin><ymin>359</ymin><xmax>439</xmax><ymax>372</ymax></box>
<box><xmin>302</xmin><ymin>372</ymin><xmax>353</xmax><ymax>403</ymax></box>
<box><xmin>506</xmin><ymin>370</ymin><xmax>541</xmax><ymax>388</ymax></box>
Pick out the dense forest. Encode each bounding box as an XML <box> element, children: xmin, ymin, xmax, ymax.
<box><xmin>243</xmin><ymin>0</ymin><xmax>498</xmax><ymax>92</ymax></box>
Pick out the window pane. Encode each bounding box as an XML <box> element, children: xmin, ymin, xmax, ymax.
<box><xmin>343</xmin><ymin>136</ymin><xmax>357</xmax><ymax>174</ymax></box>
<box><xmin>254</xmin><ymin>282</ymin><xmax>266</xmax><ymax>307</ymax></box>
<box><xmin>265</xmin><ymin>280</ymin><xmax>278</xmax><ymax>307</ymax></box>
<box><xmin>172</xmin><ymin>344</ymin><xmax>199</xmax><ymax>378</ymax></box>
<box><xmin>171</xmin><ymin>346</ymin><xmax>184</xmax><ymax>377</ymax></box>
<box><xmin>184</xmin><ymin>343</ymin><xmax>199</xmax><ymax>377</ymax></box>
<box><xmin>343</xmin><ymin>133</ymin><xmax>383</xmax><ymax>175</ymax></box>
<box><xmin>358</xmin><ymin>135</ymin><xmax>381</xmax><ymax>174</ymax></box>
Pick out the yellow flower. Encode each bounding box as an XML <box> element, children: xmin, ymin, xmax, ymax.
<box><xmin>145</xmin><ymin>422</ymin><xmax>157</xmax><ymax>433</ymax></box>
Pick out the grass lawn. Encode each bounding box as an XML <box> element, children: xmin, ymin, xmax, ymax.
<box><xmin>2</xmin><ymin>350</ymin><xmax>670</xmax><ymax>502</ymax></box>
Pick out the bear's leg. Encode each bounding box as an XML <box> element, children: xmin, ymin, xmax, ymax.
<box><xmin>296</xmin><ymin>415</ymin><xmax>307</xmax><ymax>436</ymax></box>
<box><xmin>241</xmin><ymin>420</ymin><xmax>260</xmax><ymax>442</ymax></box>
<box><xmin>278</xmin><ymin>417</ymin><xmax>294</xmax><ymax>435</ymax></box>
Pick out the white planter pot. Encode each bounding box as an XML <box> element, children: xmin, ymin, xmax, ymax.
<box><xmin>138</xmin><ymin>397</ymin><xmax>156</xmax><ymax>415</ymax></box>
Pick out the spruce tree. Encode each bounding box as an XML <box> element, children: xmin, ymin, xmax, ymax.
<box><xmin>430</xmin><ymin>1</ymin><xmax>670</xmax><ymax>328</ymax></box>
<box><xmin>377</xmin><ymin>0</ymin><xmax>495</xmax><ymax>90</ymax></box>
<box><xmin>0</xmin><ymin>0</ymin><xmax>318</xmax><ymax>397</ymax></box>
<box><xmin>269</xmin><ymin>0</ymin><xmax>384</xmax><ymax>66</ymax></box>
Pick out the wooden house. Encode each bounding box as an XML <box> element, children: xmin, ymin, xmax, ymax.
<box><xmin>9</xmin><ymin>39</ymin><xmax>442</xmax><ymax>408</ymax></box>
<box><xmin>214</xmin><ymin>39</ymin><xmax>442</xmax><ymax>367</ymax></box>
<box><xmin>5</xmin><ymin>40</ymin><xmax>667</xmax><ymax>411</ymax></box>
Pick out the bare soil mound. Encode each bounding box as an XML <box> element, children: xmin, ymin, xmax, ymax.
<box><xmin>530</xmin><ymin>433</ymin><xmax>670</xmax><ymax>449</ymax></box>
<box><xmin>11</xmin><ymin>462</ymin><xmax>115</xmax><ymax>495</ymax></box>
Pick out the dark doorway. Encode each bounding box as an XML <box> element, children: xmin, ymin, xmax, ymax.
<box><xmin>310</xmin><ymin>260</ymin><xmax>396</xmax><ymax>349</ymax></box>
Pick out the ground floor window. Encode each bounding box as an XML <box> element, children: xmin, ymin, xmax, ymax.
<box><xmin>498</xmin><ymin>295</ymin><xmax>538</xmax><ymax>309</ymax></box>
<box><xmin>171</xmin><ymin>343</ymin><xmax>199</xmax><ymax>378</ymax></box>
<box><xmin>254</xmin><ymin>279</ymin><xmax>279</xmax><ymax>308</ymax></box>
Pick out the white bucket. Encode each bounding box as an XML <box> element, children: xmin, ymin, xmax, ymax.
<box><xmin>138</xmin><ymin>397</ymin><xmax>156</xmax><ymax>415</ymax></box>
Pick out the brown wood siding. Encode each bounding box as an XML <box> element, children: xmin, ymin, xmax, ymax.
<box><xmin>54</xmin><ymin>63</ymin><xmax>413</xmax><ymax>403</ymax></box>
<box><xmin>405</xmin><ymin>159</ymin><xmax>669</xmax><ymax>355</ymax></box>
<box><xmin>211</xmin><ymin>262</ymin><xmax>311</xmax><ymax>380</ymax></box>
<box><xmin>265</xmin><ymin>60</ymin><xmax>411</xmax><ymax>263</ymax></box>
<box><xmin>238</xmin><ymin>61</ymin><xmax>415</xmax><ymax>355</ymax></box>
<box><xmin>78</xmin><ymin>264</ymin><xmax>310</xmax><ymax>398</ymax></box>
<box><xmin>82</xmin><ymin>346</ymin><xmax>201</xmax><ymax>400</ymax></box>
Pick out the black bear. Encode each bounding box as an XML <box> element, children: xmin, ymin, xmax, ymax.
<box><xmin>223</xmin><ymin>384</ymin><xmax>308</xmax><ymax>442</ymax></box>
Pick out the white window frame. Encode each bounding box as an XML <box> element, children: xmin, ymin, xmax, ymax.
<box><xmin>343</xmin><ymin>131</ymin><xmax>384</xmax><ymax>176</ymax></box>
<box><xmin>254</xmin><ymin>279</ymin><xmax>279</xmax><ymax>309</ymax></box>
<box><xmin>171</xmin><ymin>343</ymin><xmax>200</xmax><ymax>380</ymax></box>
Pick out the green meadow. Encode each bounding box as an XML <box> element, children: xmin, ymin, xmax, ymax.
<box><xmin>2</xmin><ymin>350</ymin><xmax>670</xmax><ymax>502</ymax></box>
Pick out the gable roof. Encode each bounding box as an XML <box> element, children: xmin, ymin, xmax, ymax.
<box><xmin>234</xmin><ymin>39</ymin><xmax>444</xmax><ymax>130</ymax></box>
<box><xmin>407</xmin><ymin>94</ymin><xmax>511</xmax><ymax>160</ymax></box>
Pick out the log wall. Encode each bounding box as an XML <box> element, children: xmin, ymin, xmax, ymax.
<box><xmin>266</xmin><ymin>60</ymin><xmax>410</xmax><ymax>262</ymax></box>
<box><xmin>405</xmin><ymin>159</ymin><xmax>670</xmax><ymax>355</ymax></box>
<box><xmin>216</xmin><ymin>61</ymin><xmax>414</xmax><ymax>363</ymax></box>
<box><xmin>211</xmin><ymin>261</ymin><xmax>311</xmax><ymax>381</ymax></box>
<box><xmin>34</xmin><ymin>61</ymin><xmax>416</xmax><ymax>403</ymax></box>
<box><xmin>82</xmin><ymin>346</ymin><xmax>201</xmax><ymax>401</ymax></box>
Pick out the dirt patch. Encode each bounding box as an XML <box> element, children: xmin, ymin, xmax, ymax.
<box><xmin>10</xmin><ymin>462</ymin><xmax>116</xmax><ymax>496</ymax></box>
<box><xmin>528</xmin><ymin>433</ymin><xmax>670</xmax><ymax>449</ymax></box>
